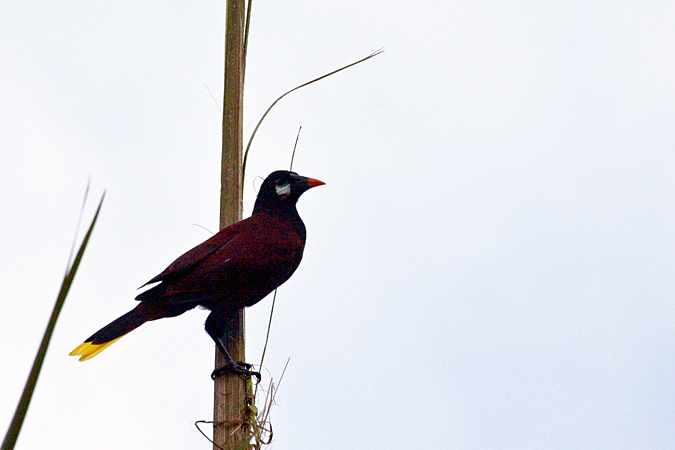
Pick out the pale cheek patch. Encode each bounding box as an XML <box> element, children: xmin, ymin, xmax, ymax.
<box><xmin>275</xmin><ymin>184</ymin><xmax>291</xmax><ymax>196</ymax></box>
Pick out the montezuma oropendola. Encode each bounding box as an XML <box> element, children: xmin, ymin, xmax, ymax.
<box><xmin>70</xmin><ymin>170</ymin><xmax>324</xmax><ymax>379</ymax></box>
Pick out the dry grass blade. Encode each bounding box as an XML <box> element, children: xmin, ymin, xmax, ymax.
<box><xmin>242</xmin><ymin>48</ymin><xmax>384</xmax><ymax>178</ymax></box>
<box><xmin>250</xmin><ymin>358</ymin><xmax>290</xmax><ymax>449</ymax></box>
<box><xmin>2</xmin><ymin>190</ymin><xmax>105</xmax><ymax>450</ymax></box>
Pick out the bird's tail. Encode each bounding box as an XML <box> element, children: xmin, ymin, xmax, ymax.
<box><xmin>69</xmin><ymin>306</ymin><xmax>148</xmax><ymax>361</ymax></box>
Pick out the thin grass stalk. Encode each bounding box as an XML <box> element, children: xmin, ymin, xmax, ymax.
<box><xmin>242</xmin><ymin>48</ymin><xmax>384</xmax><ymax>178</ymax></box>
<box><xmin>242</xmin><ymin>0</ymin><xmax>253</xmax><ymax>78</ymax></box>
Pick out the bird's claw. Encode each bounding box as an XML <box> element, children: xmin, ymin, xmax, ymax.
<box><xmin>211</xmin><ymin>361</ymin><xmax>261</xmax><ymax>382</ymax></box>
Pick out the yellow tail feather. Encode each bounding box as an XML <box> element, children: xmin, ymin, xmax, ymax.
<box><xmin>69</xmin><ymin>337</ymin><xmax>123</xmax><ymax>361</ymax></box>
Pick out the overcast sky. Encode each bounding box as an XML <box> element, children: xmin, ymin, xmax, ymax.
<box><xmin>2</xmin><ymin>1</ymin><xmax>675</xmax><ymax>449</ymax></box>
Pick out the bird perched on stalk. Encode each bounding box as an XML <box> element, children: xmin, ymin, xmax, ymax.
<box><xmin>70</xmin><ymin>170</ymin><xmax>324</xmax><ymax>379</ymax></box>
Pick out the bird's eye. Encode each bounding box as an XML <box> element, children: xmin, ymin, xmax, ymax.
<box><xmin>275</xmin><ymin>180</ymin><xmax>291</xmax><ymax>196</ymax></box>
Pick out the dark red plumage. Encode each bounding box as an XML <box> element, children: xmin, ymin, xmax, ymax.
<box><xmin>70</xmin><ymin>170</ymin><xmax>324</xmax><ymax>366</ymax></box>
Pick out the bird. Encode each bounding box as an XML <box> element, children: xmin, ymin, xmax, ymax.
<box><xmin>70</xmin><ymin>170</ymin><xmax>324</xmax><ymax>378</ymax></box>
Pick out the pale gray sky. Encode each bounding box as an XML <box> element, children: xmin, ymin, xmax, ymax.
<box><xmin>2</xmin><ymin>1</ymin><xmax>675</xmax><ymax>449</ymax></box>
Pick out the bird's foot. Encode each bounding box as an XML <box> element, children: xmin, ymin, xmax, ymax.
<box><xmin>211</xmin><ymin>361</ymin><xmax>261</xmax><ymax>382</ymax></box>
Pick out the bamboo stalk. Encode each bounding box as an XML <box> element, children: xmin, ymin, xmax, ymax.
<box><xmin>214</xmin><ymin>0</ymin><xmax>247</xmax><ymax>449</ymax></box>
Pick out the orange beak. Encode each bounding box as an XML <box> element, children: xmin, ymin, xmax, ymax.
<box><xmin>306</xmin><ymin>177</ymin><xmax>326</xmax><ymax>189</ymax></box>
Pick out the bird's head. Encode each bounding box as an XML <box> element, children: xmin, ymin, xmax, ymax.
<box><xmin>253</xmin><ymin>170</ymin><xmax>325</xmax><ymax>214</ymax></box>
